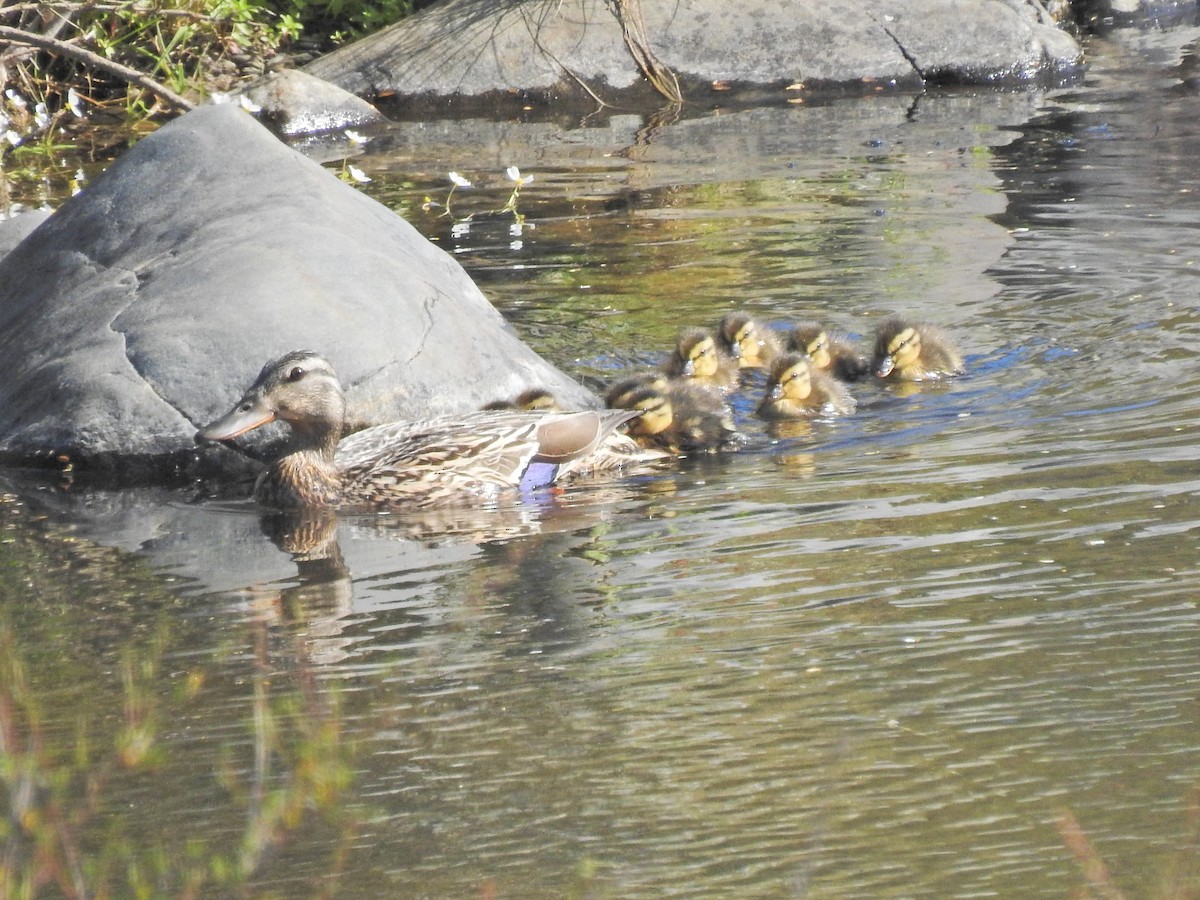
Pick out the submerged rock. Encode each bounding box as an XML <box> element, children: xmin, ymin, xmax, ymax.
<box><xmin>304</xmin><ymin>0</ymin><xmax>1083</xmax><ymax>109</ymax></box>
<box><xmin>0</xmin><ymin>103</ymin><xmax>594</xmax><ymax>476</ymax></box>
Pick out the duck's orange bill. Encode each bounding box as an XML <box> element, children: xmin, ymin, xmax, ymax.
<box><xmin>195</xmin><ymin>398</ymin><xmax>276</xmax><ymax>442</ymax></box>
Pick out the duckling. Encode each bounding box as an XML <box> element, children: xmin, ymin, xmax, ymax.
<box><xmin>871</xmin><ymin>316</ymin><xmax>964</xmax><ymax>382</ymax></box>
<box><xmin>612</xmin><ymin>380</ymin><xmax>741</xmax><ymax>453</ymax></box>
<box><xmin>717</xmin><ymin>311</ymin><xmax>783</xmax><ymax>369</ymax></box>
<box><xmin>662</xmin><ymin>327</ymin><xmax>739</xmax><ymax>390</ymax></box>
<box><xmin>482</xmin><ymin>388</ymin><xmax>562</xmax><ymax>412</ymax></box>
<box><xmin>604</xmin><ymin>370</ymin><xmax>670</xmax><ymax>411</ymax></box>
<box><xmin>195</xmin><ymin>351</ymin><xmax>663</xmax><ymax>510</ymax></box>
<box><xmin>757</xmin><ymin>352</ymin><xmax>857</xmax><ymax>419</ymax></box>
<box><xmin>785</xmin><ymin>321</ymin><xmax>870</xmax><ymax>381</ymax></box>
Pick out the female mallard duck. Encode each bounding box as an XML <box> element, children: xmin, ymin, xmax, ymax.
<box><xmin>610</xmin><ymin>380</ymin><xmax>741</xmax><ymax>453</ymax></box>
<box><xmin>717</xmin><ymin>311</ymin><xmax>782</xmax><ymax>369</ymax></box>
<box><xmin>757</xmin><ymin>352</ymin><xmax>857</xmax><ymax>419</ymax></box>
<box><xmin>195</xmin><ymin>351</ymin><xmax>662</xmax><ymax>510</ymax></box>
<box><xmin>662</xmin><ymin>327</ymin><xmax>739</xmax><ymax>390</ymax></box>
<box><xmin>871</xmin><ymin>316</ymin><xmax>964</xmax><ymax>382</ymax></box>
<box><xmin>784</xmin><ymin>321</ymin><xmax>869</xmax><ymax>381</ymax></box>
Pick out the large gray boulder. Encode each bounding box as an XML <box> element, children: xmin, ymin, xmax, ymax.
<box><xmin>0</xmin><ymin>103</ymin><xmax>594</xmax><ymax>475</ymax></box>
<box><xmin>305</xmin><ymin>0</ymin><xmax>1083</xmax><ymax>106</ymax></box>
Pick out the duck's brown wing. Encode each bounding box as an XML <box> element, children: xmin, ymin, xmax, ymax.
<box><xmin>335</xmin><ymin>414</ymin><xmax>544</xmax><ymax>507</ymax></box>
<box><xmin>533</xmin><ymin>409</ymin><xmax>639</xmax><ymax>463</ymax></box>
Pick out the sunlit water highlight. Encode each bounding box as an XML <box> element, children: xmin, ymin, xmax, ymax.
<box><xmin>3</xmin><ymin>25</ymin><xmax>1200</xmax><ymax>900</ymax></box>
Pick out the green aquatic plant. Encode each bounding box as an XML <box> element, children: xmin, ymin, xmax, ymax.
<box><xmin>0</xmin><ymin>617</ymin><xmax>360</xmax><ymax>898</ymax></box>
<box><xmin>1058</xmin><ymin>802</ymin><xmax>1200</xmax><ymax>898</ymax></box>
<box><xmin>419</xmin><ymin>165</ymin><xmax>536</xmax><ymax>234</ymax></box>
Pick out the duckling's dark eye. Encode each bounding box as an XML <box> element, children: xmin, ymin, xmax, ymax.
<box><xmin>286</xmin><ymin>366</ymin><xmax>305</xmax><ymax>382</ymax></box>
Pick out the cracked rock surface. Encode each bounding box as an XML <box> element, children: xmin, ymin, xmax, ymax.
<box><xmin>0</xmin><ymin>103</ymin><xmax>594</xmax><ymax>474</ymax></box>
<box><xmin>305</xmin><ymin>0</ymin><xmax>1083</xmax><ymax>106</ymax></box>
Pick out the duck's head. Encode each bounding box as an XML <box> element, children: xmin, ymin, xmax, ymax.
<box><xmin>605</xmin><ymin>371</ymin><xmax>669</xmax><ymax>410</ymax></box>
<box><xmin>766</xmin><ymin>353</ymin><xmax>814</xmax><ymax>403</ymax></box>
<box><xmin>873</xmin><ymin>318</ymin><xmax>922</xmax><ymax>378</ymax></box>
<box><xmin>674</xmin><ymin>328</ymin><xmax>722</xmax><ymax>379</ymax></box>
<box><xmin>719</xmin><ymin>312</ymin><xmax>769</xmax><ymax>367</ymax></box>
<box><xmin>787</xmin><ymin>322</ymin><xmax>832</xmax><ymax>370</ymax></box>
<box><xmin>514</xmin><ymin>388</ymin><xmax>561</xmax><ymax>412</ymax></box>
<box><xmin>624</xmin><ymin>386</ymin><xmax>675</xmax><ymax>437</ymax></box>
<box><xmin>485</xmin><ymin>388</ymin><xmax>562</xmax><ymax>412</ymax></box>
<box><xmin>196</xmin><ymin>350</ymin><xmax>346</xmax><ymax>446</ymax></box>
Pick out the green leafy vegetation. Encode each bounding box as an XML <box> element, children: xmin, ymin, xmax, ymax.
<box><xmin>0</xmin><ymin>0</ymin><xmax>417</xmax><ymax>211</ymax></box>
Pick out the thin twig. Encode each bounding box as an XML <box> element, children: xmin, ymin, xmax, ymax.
<box><xmin>613</xmin><ymin>0</ymin><xmax>682</xmax><ymax>104</ymax></box>
<box><xmin>0</xmin><ymin>23</ymin><xmax>195</xmax><ymax>111</ymax></box>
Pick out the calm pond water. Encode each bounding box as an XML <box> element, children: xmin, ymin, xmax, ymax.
<box><xmin>3</xmin><ymin>24</ymin><xmax>1200</xmax><ymax>899</ymax></box>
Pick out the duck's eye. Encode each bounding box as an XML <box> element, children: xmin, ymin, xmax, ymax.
<box><xmin>738</xmin><ymin>327</ymin><xmax>752</xmax><ymax>343</ymax></box>
<box><xmin>286</xmin><ymin>366</ymin><xmax>305</xmax><ymax>382</ymax></box>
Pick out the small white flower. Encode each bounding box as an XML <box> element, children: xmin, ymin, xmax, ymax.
<box><xmin>509</xmin><ymin>240</ymin><xmax>523</xmax><ymax>251</ymax></box>
<box><xmin>238</xmin><ymin>94</ymin><xmax>262</xmax><ymax>114</ymax></box>
<box><xmin>5</xmin><ymin>89</ymin><xmax>26</xmax><ymax>109</ymax></box>
<box><xmin>344</xmin><ymin>129</ymin><xmax>369</xmax><ymax>145</ymax></box>
<box><xmin>33</xmin><ymin>102</ymin><xmax>50</xmax><ymax>130</ymax></box>
<box><xmin>448</xmin><ymin>171</ymin><xmax>472</xmax><ymax>188</ymax></box>
<box><xmin>4</xmin><ymin>130</ymin><xmax>22</xmax><ymax>147</ymax></box>
<box><xmin>509</xmin><ymin>221</ymin><xmax>523</xmax><ymax>237</ymax></box>
<box><xmin>67</xmin><ymin>87</ymin><xmax>84</xmax><ymax>117</ymax></box>
<box><xmin>506</xmin><ymin>165</ymin><xmax>534</xmax><ymax>186</ymax></box>
<box><xmin>450</xmin><ymin>221</ymin><xmax>471</xmax><ymax>239</ymax></box>
<box><xmin>347</xmin><ymin>164</ymin><xmax>371</xmax><ymax>183</ymax></box>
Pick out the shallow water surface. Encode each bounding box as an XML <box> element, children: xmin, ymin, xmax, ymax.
<box><xmin>4</xmin><ymin>27</ymin><xmax>1200</xmax><ymax>899</ymax></box>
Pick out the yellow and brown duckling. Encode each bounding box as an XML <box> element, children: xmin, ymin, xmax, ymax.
<box><xmin>663</xmin><ymin>327</ymin><xmax>739</xmax><ymax>390</ymax></box>
<box><xmin>482</xmin><ymin>387</ymin><xmax>562</xmax><ymax>412</ymax></box>
<box><xmin>717</xmin><ymin>311</ymin><xmax>783</xmax><ymax>369</ymax></box>
<box><xmin>871</xmin><ymin>316</ymin><xmax>965</xmax><ymax>382</ymax></box>
<box><xmin>610</xmin><ymin>379</ymin><xmax>741</xmax><ymax>453</ymax></box>
<box><xmin>757</xmin><ymin>352</ymin><xmax>857</xmax><ymax>420</ymax></box>
<box><xmin>604</xmin><ymin>370</ymin><xmax>670</xmax><ymax>411</ymax></box>
<box><xmin>785</xmin><ymin>321</ymin><xmax>869</xmax><ymax>381</ymax></box>
<box><xmin>195</xmin><ymin>351</ymin><xmax>663</xmax><ymax>510</ymax></box>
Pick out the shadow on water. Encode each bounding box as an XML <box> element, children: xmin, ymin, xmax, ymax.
<box><xmin>6</xmin><ymin>25</ymin><xmax>1200</xmax><ymax>899</ymax></box>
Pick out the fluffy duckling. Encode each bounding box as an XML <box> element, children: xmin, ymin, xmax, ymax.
<box><xmin>612</xmin><ymin>380</ymin><xmax>741</xmax><ymax>453</ymax></box>
<box><xmin>663</xmin><ymin>327</ymin><xmax>739</xmax><ymax>390</ymax></box>
<box><xmin>196</xmin><ymin>351</ymin><xmax>662</xmax><ymax>510</ymax></box>
<box><xmin>758</xmin><ymin>352</ymin><xmax>857</xmax><ymax>419</ymax></box>
<box><xmin>785</xmin><ymin>322</ymin><xmax>869</xmax><ymax>381</ymax></box>
<box><xmin>717</xmin><ymin>311</ymin><xmax>783</xmax><ymax>369</ymax></box>
<box><xmin>871</xmin><ymin>316</ymin><xmax>964</xmax><ymax>382</ymax></box>
<box><xmin>604</xmin><ymin>371</ymin><xmax>669</xmax><ymax>411</ymax></box>
<box><xmin>483</xmin><ymin>388</ymin><xmax>562</xmax><ymax>412</ymax></box>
